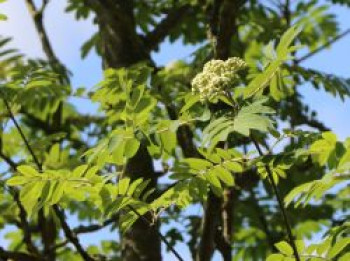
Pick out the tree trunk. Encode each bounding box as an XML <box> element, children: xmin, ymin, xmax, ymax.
<box><xmin>122</xmin><ymin>145</ymin><xmax>161</xmax><ymax>261</ymax></box>
<box><xmin>197</xmin><ymin>1</ymin><xmax>244</xmax><ymax>260</ymax></box>
<box><xmin>88</xmin><ymin>1</ymin><xmax>161</xmax><ymax>260</ymax></box>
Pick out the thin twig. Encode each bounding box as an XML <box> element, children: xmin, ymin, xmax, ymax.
<box><xmin>53</xmin><ymin>205</ymin><xmax>95</xmax><ymax>261</ymax></box>
<box><xmin>50</xmin><ymin>213</ymin><xmax>118</xmax><ymax>251</ymax></box>
<box><xmin>296</xmin><ymin>28</ymin><xmax>350</xmax><ymax>64</ymax></box>
<box><xmin>0</xmin><ymin>89</ymin><xmax>42</xmax><ymax>170</ymax></box>
<box><xmin>251</xmin><ymin>136</ymin><xmax>301</xmax><ymax>261</ymax></box>
<box><xmin>73</xmin><ymin>213</ymin><xmax>118</xmax><ymax>234</ymax></box>
<box><xmin>0</xmin><ymin>90</ymin><xmax>42</xmax><ymax>257</ymax></box>
<box><xmin>0</xmin><ymin>151</ymin><xmax>17</xmax><ymax>170</ymax></box>
<box><xmin>249</xmin><ymin>188</ymin><xmax>276</xmax><ymax>251</ymax></box>
<box><xmin>0</xmin><ymin>89</ymin><xmax>95</xmax><ymax>261</ymax></box>
<box><xmin>127</xmin><ymin>205</ymin><xmax>184</xmax><ymax>261</ymax></box>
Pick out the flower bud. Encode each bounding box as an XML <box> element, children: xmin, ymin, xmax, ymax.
<box><xmin>191</xmin><ymin>57</ymin><xmax>246</xmax><ymax>102</ymax></box>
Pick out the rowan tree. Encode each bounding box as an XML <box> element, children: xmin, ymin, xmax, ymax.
<box><xmin>0</xmin><ymin>0</ymin><xmax>349</xmax><ymax>260</ymax></box>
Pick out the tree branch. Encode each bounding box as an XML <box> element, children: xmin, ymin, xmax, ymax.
<box><xmin>0</xmin><ymin>151</ymin><xmax>17</xmax><ymax>170</ymax></box>
<box><xmin>215</xmin><ymin>0</ymin><xmax>239</xmax><ymax>59</ymax></box>
<box><xmin>24</xmin><ymin>0</ymin><xmax>60</xmax><ymax>65</ymax></box>
<box><xmin>0</xmin><ymin>247</ymin><xmax>43</xmax><ymax>261</ymax></box>
<box><xmin>296</xmin><ymin>28</ymin><xmax>350</xmax><ymax>64</ymax></box>
<box><xmin>251</xmin><ymin>136</ymin><xmax>301</xmax><ymax>261</ymax></box>
<box><xmin>1</xmin><ymin>89</ymin><xmax>94</xmax><ymax>261</ymax></box>
<box><xmin>127</xmin><ymin>205</ymin><xmax>184</xmax><ymax>261</ymax></box>
<box><xmin>197</xmin><ymin>192</ymin><xmax>222</xmax><ymax>261</ymax></box>
<box><xmin>53</xmin><ymin>205</ymin><xmax>95</xmax><ymax>261</ymax></box>
<box><xmin>249</xmin><ymin>188</ymin><xmax>276</xmax><ymax>251</ymax></box>
<box><xmin>0</xmin><ymin>133</ymin><xmax>41</xmax><ymax>258</ymax></box>
<box><xmin>0</xmin><ymin>89</ymin><xmax>42</xmax><ymax>170</ymax></box>
<box><xmin>13</xmin><ymin>191</ymin><xmax>41</xmax><ymax>257</ymax></box>
<box><xmin>73</xmin><ymin>213</ymin><xmax>118</xmax><ymax>234</ymax></box>
<box><xmin>143</xmin><ymin>4</ymin><xmax>191</xmax><ymax>51</ymax></box>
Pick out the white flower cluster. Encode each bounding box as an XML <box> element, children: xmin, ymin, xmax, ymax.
<box><xmin>191</xmin><ymin>57</ymin><xmax>247</xmax><ymax>102</ymax></box>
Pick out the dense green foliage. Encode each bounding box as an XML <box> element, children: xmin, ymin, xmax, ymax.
<box><xmin>0</xmin><ymin>0</ymin><xmax>350</xmax><ymax>260</ymax></box>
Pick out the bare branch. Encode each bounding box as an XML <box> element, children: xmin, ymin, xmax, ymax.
<box><xmin>24</xmin><ymin>0</ymin><xmax>60</xmax><ymax>65</ymax></box>
<box><xmin>249</xmin><ymin>188</ymin><xmax>276</xmax><ymax>251</ymax></box>
<box><xmin>143</xmin><ymin>5</ymin><xmax>191</xmax><ymax>51</ymax></box>
<box><xmin>53</xmin><ymin>205</ymin><xmax>96</xmax><ymax>261</ymax></box>
<box><xmin>0</xmin><ymin>89</ymin><xmax>42</xmax><ymax>170</ymax></box>
<box><xmin>0</xmin><ymin>151</ymin><xmax>17</xmax><ymax>170</ymax></box>
<box><xmin>73</xmin><ymin>213</ymin><xmax>118</xmax><ymax>234</ymax></box>
<box><xmin>0</xmin><ymin>247</ymin><xmax>43</xmax><ymax>261</ymax></box>
<box><xmin>296</xmin><ymin>28</ymin><xmax>350</xmax><ymax>64</ymax></box>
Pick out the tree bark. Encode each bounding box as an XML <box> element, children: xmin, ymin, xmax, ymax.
<box><xmin>197</xmin><ymin>1</ymin><xmax>244</xmax><ymax>260</ymax></box>
<box><xmin>86</xmin><ymin>1</ymin><xmax>161</xmax><ymax>260</ymax></box>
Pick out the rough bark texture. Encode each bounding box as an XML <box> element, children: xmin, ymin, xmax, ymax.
<box><xmin>85</xmin><ymin>0</ymin><xmax>149</xmax><ymax>68</ymax></box>
<box><xmin>39</xmin><ymin>210</ymin><xmax>57</xmax><ymax>261</ymax></box>
<box><xmin>197</xmin><ymin>192</ymin><xmax>222</xmax><ymax>261</ymax></box>
<box><xmin>85</xmin><ymin>1</ymin><xmax>161</xmax><ymax>260</ymax></box>
<box><xmin>123</xmin><ymin>146</ymin><xmax>161</xmax><ymax>261</ymax></box>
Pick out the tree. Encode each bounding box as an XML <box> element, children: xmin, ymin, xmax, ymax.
<box><xmin>0</xmin><ymin>0</ymin><xmax>350</xmax><ymax>260</ymax></box>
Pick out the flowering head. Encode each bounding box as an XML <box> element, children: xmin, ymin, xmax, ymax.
<box><xmin>191</xmin><ymin>57</ymin><xmax>247</xmax><ymax>102</ymax></box>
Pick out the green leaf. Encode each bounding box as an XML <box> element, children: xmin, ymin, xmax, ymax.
<box><xmin>118</xmin><ymin>178</ymin><xmax>130</xmax><ymax>195</ymax></box>
<box><xmin>244</xmin><ymin>26</ymin><xmax>301</xmax><ymax>99</ymax></box>
<box><xmin>20</xmin><ymin>181</ymin><xmax>45</xmax><ymax>216</ymax></box>
<box><xmin>327</xmin><ymin>238</ymin><xmax>350</xmax><ymax>258</ymax></box>
<box><xmin>284</xmin><ymin>181</ymin><xmax>312</xmax><ymax>207</ymax></box>
<box><xmin>339</xmin><ymin>253</ymin><xmax>350</xmax><ymax>261</ymax></box>
<box><xmin>309</xmin><ymin>132</ymin><xmax>337</xmax><ymax>166</ymax></box>
<box><xmin>275</xmin><ymin>241</ymin><xmax>294</xmax><ymax>255</ymax></box>
<box><xmin>17</xmin><ymin>165</ymin><xmax>39</xmax><ymax>177</ymax></box>
<box><xmin>133</xmin><ymin>179</ymin><xmax>150</xmax><ymax>199</ymax></box>
<box><xmin>182</xmin><ymin>158</ymin><xmax>213</xmax><ymax>170</ymax></box>
<box><xmin>180</xmin><ymin>94</ymin><xmax>200</xmax><ymax>113</ymax></box>
<box><xmin>6</xmin><ymin>176</ymin><xmax>30</xmax><ymax>186</ymax></box>
<box><xmin>112</xmin><ymin>140</ymin><xmax>126</xmax><ymax>165</ymax></box>
<box><xmin>72</xmin><ymin>165</ymin><xmax>89</xmax><ymax>177</ymax></box>
<box><xmin>124</xmin><ymin>139</ymin><xmax>141</xmax><ymax>158</ymax></box>
<box><xmin>202</xmin><ymin>117</ymin><xmax>234</xmax><ymax>149</ymax></box>
<box><xmin>127</xmin><ymin>178</ymin><xmax>144</xmax><ymax>196</ymax></box>
<box><xmin>158</xmin><ymin>126</ymin><xmax>177</xmax><ymax>154</ymax></box>
<box><xmin>223</xmin><ymin>161</ymin><xmax>243</xmax><ymax>173</ymax></box>
<box><xmin>214</xmin><ymin>166</ymin><xmax>234</xmax><ymax>186</ymax></box>
<box><xmin>51</xmin><ymin>181</ymin><xmax>66</xmax><ymax>204</ymax></box>
<box><xmin>206</xmin><ymin>170</ymin><xmax>222</xmax><ymax>190</ymax></box>
<box><xmin>266</xmin><ymin>254</ymin><xmax>285</xmax><ymax>261</ymax></box>
<box><xmin>276</xmin><ymin>25</ymin><xmax>302</xmax><ymax>57</ymax></box>
<box><xmin>233</xmin><ymin>99</ymin><xmax>274</xmax><ymax>136</ymax></box>
<box><xmin>295</xmin><ymin>240</ymin><xmax>305</xmax><ymax>254</ymax></box>
<box><xmin>0</xmin><ymin>14</ymin><xmax>7</xmax><ymax>21</ymax></box>
<box><xmin>85</xmin><ymin>166</ymin><xmax>98</xmax><ymax>178</ymax></box>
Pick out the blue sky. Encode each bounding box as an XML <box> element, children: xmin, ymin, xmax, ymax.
<box><xmin>0</xmin><ymin>0</ymin><xmax>349</xmax><ymax>260</ymax></box>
